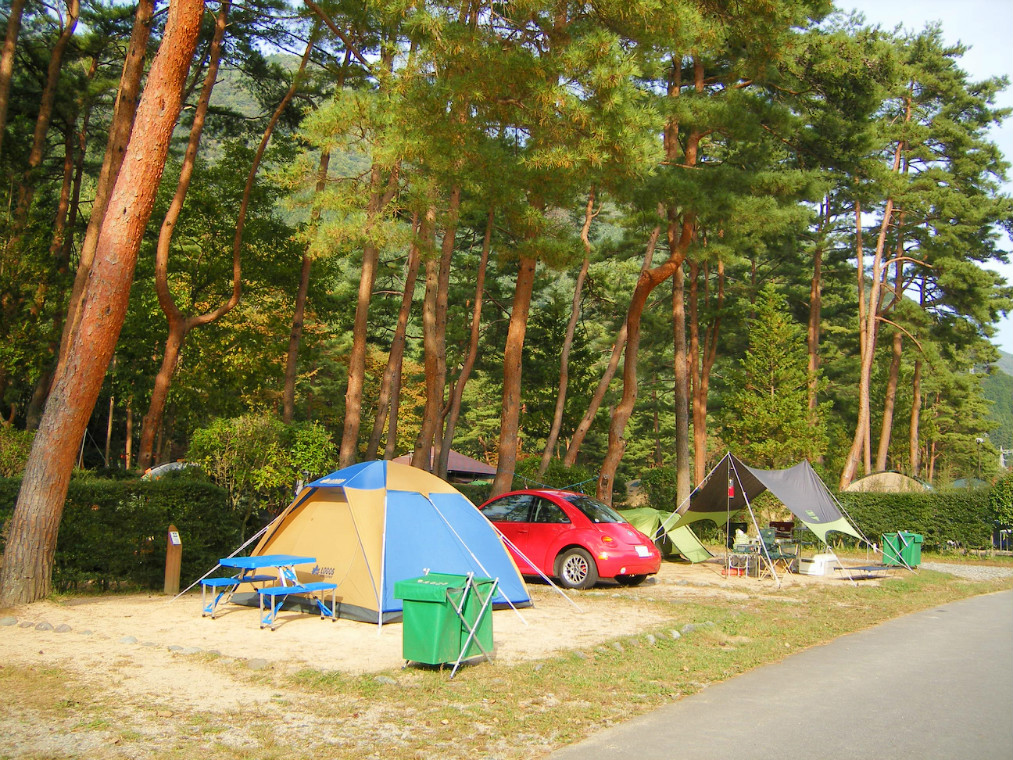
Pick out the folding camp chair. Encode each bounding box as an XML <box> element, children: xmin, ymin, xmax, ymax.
<box><xmin>758</xmin><ymin>528</ymin><xmax>798</xmax><ymax>574</ymax></box>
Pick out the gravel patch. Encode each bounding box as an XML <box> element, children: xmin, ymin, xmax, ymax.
<box><xmin>919</xmin><ymin>562</ymin><xmax>1013</xmax><ymax>581</ymax></box>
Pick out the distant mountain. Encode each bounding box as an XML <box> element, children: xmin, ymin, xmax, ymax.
<box><xmin>997</xmin><ymin>349</ymin><xmax>1013</xmax><ymax>378</ymax></box>
<box><xmin>985</xmin><ymin>351</ymin><xmax>1012</xmax><ymax>448</ymax></box>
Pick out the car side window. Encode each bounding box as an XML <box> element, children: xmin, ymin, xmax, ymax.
<box><xmin>482</xmin><ymin>494</ymin><xmax>534</xmax><ymax>522</ymax></box>
<box><xmin>531</xmin><ymin>498</ymin><xmax>570</xmax><ymax>524</ymax></box>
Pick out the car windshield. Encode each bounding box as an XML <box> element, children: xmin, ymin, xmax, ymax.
<box><xmin>564</xmin><ymin>494</ymin><xmax>624</xmax><ymax>524</ymax></box>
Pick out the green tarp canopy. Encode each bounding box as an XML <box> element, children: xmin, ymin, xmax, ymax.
<box><xmin>672</xmin><ymin>453</ymin><xmax>863</xmax><ymax>546</ymax></box>
<box><xmin>619</xmin><ymin>507</ymin><xmax>713</xmax><ymax>563</ymax></box>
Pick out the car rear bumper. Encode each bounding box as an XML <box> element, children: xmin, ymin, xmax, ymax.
<box><xmin>594</xmin><ymin>550</ymin><xmax>661</xmax><ymax>578</ymax></box>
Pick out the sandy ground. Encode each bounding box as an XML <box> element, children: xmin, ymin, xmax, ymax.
<box><xmin>0</xmin><ymin>559</ymin><xmax>843</xmax><ymax>714</ymax></box>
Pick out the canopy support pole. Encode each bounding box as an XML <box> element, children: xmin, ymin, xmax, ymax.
<box><xmin>730</xmin><ymin>458</ymin><xmax>781</xmax><ymax>589</ymax></box>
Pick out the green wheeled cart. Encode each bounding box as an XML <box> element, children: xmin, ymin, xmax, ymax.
<box><xmin>394</xmin><ymin>572</ymin><xmax>497</xmax><ymax>677</ymax></box>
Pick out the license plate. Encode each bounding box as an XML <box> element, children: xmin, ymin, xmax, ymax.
<box><xmin>635</xmin><ymin>545</ymin><xmax>650</xmax><ymax>557</ymax></box>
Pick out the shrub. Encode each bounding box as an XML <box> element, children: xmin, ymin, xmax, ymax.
<box><xmin>988</xmin><ymin>473</ymin><xmax>1013</xmax><ymax>526</ymax></box>
<box><xmin>0</xmin><ymin>426</ymin><xmax>34</xmax><ymax>477</ymax></box>
<box><xmin>0</xmin><ymin>475</ymin><xmax>241</xmax><ymax>591</ymax></box>
<box><xmin>837</xmin><ymin>489</ymin><xmax>993</xmax><ymax>550</ymax></box>
<box><xmin>187</xmin><ymin>414</ymin><xmax>337</xmax><ymax>531</ymax></box>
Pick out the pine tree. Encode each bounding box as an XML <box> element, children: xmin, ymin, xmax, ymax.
<box><xmin>721</xmin><ymin>285</ymin><xmax>827</xmax><ymax>468</ymax></box>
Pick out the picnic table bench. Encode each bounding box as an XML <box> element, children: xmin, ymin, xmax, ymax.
<box><xmin>202</xmin><ymin>555</ymin><xmax>338</xmax><ymax>628</ymax></box>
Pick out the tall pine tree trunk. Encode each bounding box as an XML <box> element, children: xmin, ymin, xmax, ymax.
<box><xmin>283</xmin><ymin>149</ymin><xmax>330</xmax><ymax>424</ymax></box>
<box><xmin>56</xmin><ymin>0</ymin><xmax>154</xmax><ymax>379</ymax></box>
<box><xmin>538</xmin><ymin>189</ymin><xmax>594</xmax><ymax>476</ymax></box>
<box><xmin>438</xmin><ymin>208</ymin><xmax>493</xmax><ymax>477</ymax></box>
<box><xmin>0</xmin><ymin>0</ymin><xmax>27</xmax><ymax>160</ymax></box>
<box><xmin>909</xmin><ymin>357</ymin><xmax>922</xmax><ymax>477</ymax></box>
<box><xmin>840</xmin><ymin>138</ymin><xmax>905</xmax><ymax>489</ymax></box>
<box><xmin>491</xmin><ymin>254</ymin><xmax>538</xmax><ymax>497</ymax></box>
<box><xmin>689</xmin><ymin>258</ymin><xmax>723</xmax><ymax>484</ymax></box>
<box><xmin>672</xmin><ymin>254</ymin><xmax>690</xmax><ymax>505</ymax></box>
<box><xmin>0</xmin><ymin>0</ymin><xmax>203</xmax><ymax>607</ymax></box>
<box><xmin>563</xmin><ymin>224</ymin><xmax>658</xmax><ymax>468</ymax></box>
<box><xmin>367</xmin><ymin>214</ymin><xmax>422</xmax><ymax>458</ymax></box>
<box><xmin>412</xmin><ymin>207</ymin><xmax>444</xmax><ymax>471</ymax></box>
<box><xmin>138</xmin><ymin>11</ymin><xmax>313</xmax><ymax>469</ymax></box>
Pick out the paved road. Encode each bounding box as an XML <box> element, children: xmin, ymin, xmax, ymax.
<box><xmin>550</xmin><ymin>591</ymin><xmax>1012</xmax><ymax>760</ymax></box>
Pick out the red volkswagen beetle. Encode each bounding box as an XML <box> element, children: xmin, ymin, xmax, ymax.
<box><xmin>479</xmin><ymin>489</ymin><xmax>661</xmax><ymax>589</ymax></box>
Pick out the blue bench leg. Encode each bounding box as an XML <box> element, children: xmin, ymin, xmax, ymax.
<box><xmin>202</xmin><ymin>583</ymin><xmax>237</xmax><ymax>618</ymax></box>
<box><xmin>260</xmin><ymin>593</ymin><xmax>286</xmax><ymax>630</ymax></box>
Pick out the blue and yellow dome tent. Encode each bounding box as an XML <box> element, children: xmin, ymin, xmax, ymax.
<box><xmin>249</xmin><ymin>461</ymin><xmax>531</xmax><ymax>624</ymax></box>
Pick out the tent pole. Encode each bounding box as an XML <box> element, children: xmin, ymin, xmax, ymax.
<box><xmin>169</xmin><ymin>519</ymin><xmax>274</xmax><ymax>602</ymax></box>
<box><xmin>494</xmin><ymin>528</ymin><xmax>584</xmax><ymax>612</ymax></box>
<box><xmin>731</xmin><ymin>459</ymin><xmax>780</xmax><ymax>589</ymax></box>
<box><xmin>423</xmin><ymin>494</ymin><xmax>528</xmax><ymax>624</ymax></box>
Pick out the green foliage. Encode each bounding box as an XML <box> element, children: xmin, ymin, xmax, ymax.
<box><xmin>0</xmin><ymin>427</ymin><xmax>34</xmax><ymax>477</ymax></box>
<box><xmin>637</xmin><ymin>467</ymin><xmax>679</xmax><ymax>513</ymax></box>
<box><xmin>982</xmin><ymin>369</ymin><xmax>1013</xmax><ymax>449</ymax></box>
<box><xmin>513</xmin><ymin>457</ymin><xmax>598</xmax><ymax>495</ymax></box>
<box><xmin>838</xmin><ymin>489</ymin><xmax>994</xmax><ymax>550</ymax></box>
<box><xmin>988</xmin><ymin>473</ymin><xmax>1013</xmax><ymax>526</ymax></box>
<box><xmin>0</xmin><ymin>476</ymin><xmax>239</xmax><ymax>591</ymax></box>
<box><xmin>720</xmin><ymin>285</ymin><xmax>828</xmax><ymax>467</ymax></box>
<box><xmin>187</xmin><ymin>414</ymin><xmax>337</xmax><ymax>525</ymax></box>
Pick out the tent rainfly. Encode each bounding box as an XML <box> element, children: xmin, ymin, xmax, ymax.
<box><xmin>672</xmin><ymin>453</ymin><xmax>864</xmax><ymax>546</ymax></box>
<box><xmin>249</xmin><ymin>461</ymin><xmax>531</xmax><ymax>623</ymax></box>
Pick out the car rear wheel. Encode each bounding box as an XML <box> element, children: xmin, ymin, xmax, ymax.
<box><xmin>615</xmin><ymin>574</ymin><xmax>648</xmax><ymax>587</ymax></box>
<box><xmin>556</xmin><ymin>548</ymin><xmax>599</xmax><ymax>590</ymax></box>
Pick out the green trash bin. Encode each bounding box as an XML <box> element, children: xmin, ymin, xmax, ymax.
<box><xmin>394</xmin><ymin>573</ymin><xmax>495</xmax><ymax>667</ymax></box>
<box><xmin>882</xmin><ymin>533</ymin><xmax>902</xmax><ymax>565</ymax></box>
<box><xmin>898</xmin><ymin>531</ymin><xmax>923</xmax><ymax>567</ymax></box>
<box><xmin>882</xmin><ymin>532</ymin><xmax>923</xmax><ymax>567</ymax></box>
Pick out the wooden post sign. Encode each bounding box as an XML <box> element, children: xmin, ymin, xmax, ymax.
<box><xmin>164</xmin><ymin>524</ymin><xmax>182</xmax><ymax>595</ymax></box>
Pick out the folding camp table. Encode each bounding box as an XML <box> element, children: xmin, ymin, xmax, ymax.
<box><xmin>200</xmin><ymin>558</ymin><xmax>283</xmax><ymax>619</ymax></box>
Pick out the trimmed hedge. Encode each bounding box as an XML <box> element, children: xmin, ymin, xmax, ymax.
<box><xmin>837</xmin><ymin>489</ymin><xmax>993</xmax><ymax>551</ymax></box>
<box><xmin>0</xmin><ymin>477</ymin><xmax>242</xmax><ymax>591</ymax></box>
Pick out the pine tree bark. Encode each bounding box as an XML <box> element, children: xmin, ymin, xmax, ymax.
<box><xmin>56</xmin><ymin>0</ymin><xmax>155</xmax><ymax>379</ymax></box>
<box><xmin>689</xmin><ymin>258</ymin><xmax>723</xmax><ymax>484</ymax></box>
<box><xmin>339</xmin><ymin>160</ymin><xmax>399</xmax><ymax>467</ymax></box>
<box><xmin>597</xmin><ymin>215</ymin><xmax>693</xmax><ymax>505</ymax></box>
<box><xmin>138</xmin><ymin>14</ymin><xmax>315</xmax><ymax>470</ymax></box>
<box><xmin>909</xmin><ymin>357</ymin><xmax>922</xmax><ymax>477</ymax></box>
<box><xmin>490</xmin><ymin>254</ymin><xmax>538</xmax><ymax>497</ymax></box>
<box><xmin>672</xmin><ymin>255</ymin><xmax>690</xmax><ymax>505</ymax></box>
<box><xmin>0</xmin><ymin>0</ymin><xmax>27</xmax><ymax>160</ymax></box>
<box><xmin>538</xmin><ymin>189</ymin><xmax>594</xmax><ymax>477</ymax></box>
<box><xmin>0</xmin><ymin>0</ymin><xmax>204</xmax><ymax>607</ymax></box>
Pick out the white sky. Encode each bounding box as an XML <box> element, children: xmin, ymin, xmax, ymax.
<box><xmin>840</xmin><ymin>0</ymin><xmax>1013</xmax><ymax>354</ymax></box>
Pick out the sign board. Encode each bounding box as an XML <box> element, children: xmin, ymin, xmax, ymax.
<box><xmin>169</xmin><ymin>531</ymin><xmax>181</xmax><ymax>546</ymax></box>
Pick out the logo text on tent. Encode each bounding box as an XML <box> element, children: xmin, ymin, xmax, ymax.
<box><xmin>312</xmin><ymin>565</ymin><xmax>335</xmax><ymax>577</ymax></box>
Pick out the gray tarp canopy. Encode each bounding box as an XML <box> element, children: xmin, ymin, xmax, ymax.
<box><xmin>673</xmin><ymin>453</ymin><xmax>863</xmax><ymax>545</ymax></box>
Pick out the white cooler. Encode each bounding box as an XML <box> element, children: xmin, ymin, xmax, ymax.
<box><xmin>798</xmin><ymin>553</ymin><xmax>838</xmax><ymax>576</ymax></box>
